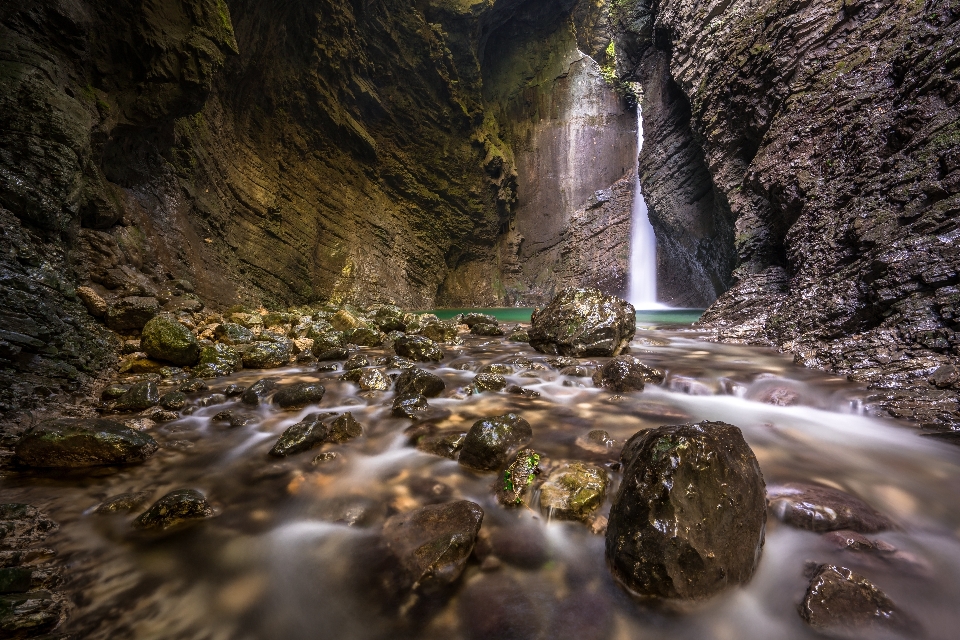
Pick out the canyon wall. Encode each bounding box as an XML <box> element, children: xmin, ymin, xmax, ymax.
<box><xmin>614</xmin><ymin>0</ymin><xmax>960</xmax><ymax>428</ymax></box>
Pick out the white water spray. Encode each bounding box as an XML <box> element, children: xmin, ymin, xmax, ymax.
<box><xmin>627</xmin><ymin>108</ymin><xmax>665</xmax><ymax>309</ymax></box>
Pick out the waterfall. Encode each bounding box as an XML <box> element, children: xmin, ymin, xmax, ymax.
<box><xmin>626</xmin><ymin>108</ymin><xmax>665</xmax><ymax>310</ymax></box>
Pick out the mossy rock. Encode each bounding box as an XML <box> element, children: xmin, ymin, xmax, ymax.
<box><xmin>495</xmin><ymin>449</ymin><xmax>541</xmax><ymax>506</ymax></box>
<box><xmin>474</xmin><ymin>373</ymin><xmax>507</xmax><ymax>392</ymax></box>
<box><xmin>242</xmin><ymin>341</ymin><xmax>292</xmax><ymax>369</ymax></box>
<box><xmin>114</xmin><ymin>381</ymin><xmax>160</xmax><ymax>412</ymax></box>
<box><xmin>311</xmin><ymin>331</ymin><xmax>345</xmax><ymax>355</ymax></box>
<box><xmin>419</xmin><ymin>321</ymin><xmax>460</xmax><ymax>343</ymax></box>
<box><xmin>394</xmin><ymin>335</ymin><xmax>444</xmax><ymax>362</ymax></box>
<box><xmin>538</xmin><ymin>462</ymin><xmax>607</xmax><ymax>521</ymax></box>
<box><xmin>374</xmin><ymin>305</ymin><xmax>406</xmax><ymax>332</ymax></box>
<box><xmin>15</xmin><ymin>419</ymin><xmax>159</xmax><ymax>468</ymax></box>
<box><xmin>343</xmin><ymin>326</ymin><xmax>384</xmax><ymax>347</ymax></box>
<box><xmin>461</xmin><ymin>313</ymin><xmax>498</xmax><ymax>327</ymax></box>
<box><xmin>471</xmin><ymin>323</ymin><xmax>504</xmax><ymax>337</ymax></box>
<box><xmin>141</xmin><ymin>315</ymin><xmax>200</xmax><ymax>366</ymax></box>
<box><xmin>529</xmin><ymin>288</ymin><xmax>636</xmax><ymax>357</ymax></box>
<box><xmin>194</xmin><ymin>343</ymin><xmax>242</xmax><ymax>378</ymax></box>
<box><xmin>214</xmin><ymin>322</ymin><xmax>254</xmax><ymax>345</ymax></box>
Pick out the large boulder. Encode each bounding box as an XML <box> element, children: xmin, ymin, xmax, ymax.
<box><xmin>529</xmin><ymin>288</ymin><xmax>636</xmax><ymax>357</ymax></box>
<box><xmin>140</xmin><ymin>315</ymin><xmax>200</xmax><ymax>366</ymax></box>
<box><xmin>767</xmin><ymin>483</ymin><xmax>892</xmax><ymax>534</ymax></box>
<box><xmin>15</xmin><ymin>419</ymin><xmax>158</xmax><ymax>468</ymax></box>
<box><xmin>394</xmin><ymin>367</ymin><xmax>445</xmax><ymax>398</ymax></box>
<box><xmin>419</xmin><ymin>321</ymin><xmax>459</xmax><ymax>343</ymax></box>
<box><xmin>606</xmin><ymin>422</ymin><xmax>766</xmax><ymax>600</ymax></box>
<box><xmin>381</xmin><ymin>500</ymin><xmax>484</xmax><ymax>592</ymax></box>
<box><xmin>393</xmin><ymin>335</ymin><xmax>444</xmax><ymax>362</ymax></box>
<box><xmin>592</xmin><ymin>356</ymin><xmax>664</xmax><ymax>392</ymax></box>
<box><xmin>373</xmin><ymin>305</ymin><xmax>406</xmax><ymax>332</ymax></box>
<box><xmin>458</xmin><ymin>413</ymin><xmax>533</xmax><ymax>472</ymax></box>
<box><xmin>799</xmin><ymin>564</ymin><xmax>913</xmax><ymax>638</ymax></box>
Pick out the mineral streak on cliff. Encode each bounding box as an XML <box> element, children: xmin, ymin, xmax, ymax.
<box><xmin>613</xmin><ymin>0</ymin><xmax>960</xmax><ymax>429</ymax></box>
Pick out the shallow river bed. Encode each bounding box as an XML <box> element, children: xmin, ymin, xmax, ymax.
<box><xmin>5</xmin><ymin>325</ymin><xmax>960</xmax><ymax>640</ymax></box>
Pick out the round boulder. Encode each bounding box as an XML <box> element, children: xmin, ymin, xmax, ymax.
<box><xmin>273</xmin><ymin>382</ymin><xmax>326</xmax><ymax>409</ymax></box>
<box><xmin>529</xmin><ymin>288</ymin><xmax>636</xmax><ymax>357</ymax></box>
<box><xmin>606</xmin><ymin>421</ymin><xmax>766</xmax><ymax>600</ymax></box>
<box><xmin>394</xmin><ymin>367</ymin><xmax>445</xmax><ymax>398</ymax></box>
<box><xmin>458</xmin><ymin>413</ymin><xmax>533</xmax><ymax>472</ymax></box>
<box><xmin>140</xmin><ymin>315</ymin><xmax>200</xmax><ymax>366</ymax></box>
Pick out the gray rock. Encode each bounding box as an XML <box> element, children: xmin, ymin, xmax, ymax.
<box><xmin>606</xmin><ymin>421</ymin><xmax>766</xmax><ymax>600</ymax></box>
<box><xmin>133</xmin><ymin>489</ymin><xmax>214</xmax><ymax>531</ymax></box>
<box><xmin>106</xmin><ymin>296</ymin><xmax>160</xmax><ymax>332</ymax></box>
<box><xmin>592</xmin><ymin>356</ymin><xmax>664</xmax><ymax>392</ymax></box>
<box><xmin>767</xmin><ymin>483</ymin><xmax>893</xmax><ymax>533</ymax></box>
<box><xmin>272</xmin><ymin>382</ymin><xmax>325</xmax><ymax>409</ymax></box>
<box><xmin>394</xmin><ymin>367</ymin><xmax>445</xmax><ymax>398</ymax></box>
<box><xmin>393</xmin><ymin>335</ymin><xmax>444</xmax><ymax>362</ymax></box>
<box><xmin>140</xmin><ymin>315</ymin><xmax>200</xmax><ymax>366</ymax></box>
<box><xmin>529</xmin><ymin>288</ymin><xmax>636</xmax><ymax>357</ymax></box>
<box><xmin>458</xmin><ymin>413</ymin><xmax>533</xmax><ymax>472</ymax></box>
<box><xmin>382</xmin><ymin>500</ymin><xmax>484</xmax><ymax>592</ymax></box>
<box><xmin>15</xmin><ymin>419</ymin><xmax>158</xmax><ymax>468</ymax></box>
<box><xmin>114</xmin><ymin>381</ymin><xmax>160</xmax><ymax>412</ymax></box>
<box><xmin>799</xmin><ymin>564</ymin><xmax>914</xmax><ymax>638</ymax></box>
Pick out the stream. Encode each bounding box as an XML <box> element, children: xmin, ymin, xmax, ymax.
<box><xmin>4</xmin><ymin>313</ymin><xmax>960</xmax><ymax>640</ymax></box>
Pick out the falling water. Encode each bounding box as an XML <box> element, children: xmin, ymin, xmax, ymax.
<box><xmin>627</xmin><ymin>107</ymin><xmax>665</xmax><ymax>309</ymax></box>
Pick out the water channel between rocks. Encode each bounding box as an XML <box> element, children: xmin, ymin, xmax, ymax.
<box><xmin>4</xmin><ymin>315</ymin><xmax>960</xmax><ymax>640</ymax></box>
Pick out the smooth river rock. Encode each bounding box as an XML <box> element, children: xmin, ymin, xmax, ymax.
<box><xmin>606</xmin><ymin>421</ymin><xmax>766</xmax><ymax>600</ymax></box>
<box><xmin>381</xmin><ymin>500</ymin><xmax>484</xmax><ymax>592</ymax></box>
<box><xmin>393</xmin><ymin>335</ymin><xmax>444</xmax><ymax>362</ymax></box>
<box><xmin>15</xmin><ymin>419</ymin><xmax>158</xmax><ymax>468</ymax></box>
<box><xmin>458</xmin><ymin>413</ymin><xmax>533</xmax><ymax>472</ymax></box>
<box><xmin>538</xmin><ymin>462</ymin><xmax>608</xmax><ymax>521</ymax></box>
<box><xmin>592</xmin><ymin>356</ymin><xmax>664</xmax><ymax>392</ymax></box>
<box><xmin>269</xmin><ymin>412</ymin><xmax>362</xmax><ymax>457</ymax></box>
<box><xmin>394</xmin><ymin>367</ymin><xmax>445</xmax><ymax>398</ymax></box>
<box><xmin>133</xmin><ymin>489</ymin><xmax>214</xmax><ymax>531</ymax></box>
<box><xmin>114</xmin><ymin>380</ymin><xmax>160</xmax><ymax>412</ymax></box>
<box><xmin>529</xmin><ymin>288</ymin><xmax>636</xmax><ymax>357</ymax></box>
<box><xmin>140</xmin><ymin>315</ymin><xmax>200</xmax><ymax>366</ymax></box>
<box><xmin>272</xmin><ymin>382</ymin><xmax>326</xmax><ymax>409</ymax></box>
<box><xmin>767</xmin><ymin>483</ymin><xmax>893</xmax><ymax>533</ymax></box>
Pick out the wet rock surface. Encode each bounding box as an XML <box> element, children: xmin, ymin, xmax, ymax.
<box><xmin>529</xmin><ymin>288</ymin><xmax>636</xmax><ymax>357</ymax></box>
<box><xmin>381</xmin><ymin>500</ymin><xmax>483</xmax><ymax>592</ymax></box>
<box><xmin>15</xmin><ymin>419</ymin><xmax>158</xmax><ymax>468</ymax></box>
<box><xmin>592</xmin><ymin>356</ymin><xmax>664</xmax><ymax>392</ymax></box>
<box><xmin>494</xmin><ymin>449</ymin><xmax>541</xmax><ymax>506</ymax></box>
<box><xmin>606</xmin><ymin>421</ymin><xmax>767</xmax><ymax>600</ymax></box>
<box><xmin>269</xmin><ymin>412</ymin><xmax>362</xmax><ymax>457</ymax></box>
<box><xmin>768</xmin><ymin>483</ymin><xmax>893</xmax><ymax>534</ymax></box>
<box><xmin>393</xmin><ymin>335</ymin><xmax>444</xmax><ymax>363</ymax></box>
<box><xmin>538</xmin><ymin>462</ymin><xmax>607</xmax><ymax>522</ymax></box>
<box><xmin>799</xmin><ymin>564</ymin><xmax>914</xmax><ymax>639</ymax></box>
<box><xmin>394</xmin><ymin>368</ymin><xmax>445</xmax><ymax>398</ymax></box>
<box><xmin>133</xmin><ymin>490</ymin><xmax>215</xmax><ymax>532</ymax></box>
<box><xmin>140</xmin><ymin>315</ymin><xmax>200</xmax><ymax>366</ymax></box>
<box><xmin>458</xmin><ymin>413</ymin><xmax>533</xmax><ymax>472</ymax></box>
<box><xmin>272</xmin><ymin>382</ymin><xmax>326</xmax><ymax>410</ymax></box>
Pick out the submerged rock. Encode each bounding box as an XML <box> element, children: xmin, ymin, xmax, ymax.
<box><xmin>114</xmin><ymin>381</ymin><xmax>160</xmax><ymax>412</ymax></box>
<box><xmin>592</xmin><ymin>356</ymin><xmax>664</xmax><ymax>392</ymax></box>
<box><xmin>15</xmin><ymin>419</ymin><xmax>158</xmax><ymax>468</ymax></box>
<box><xmin>393</xmin><ymin>335</ymin><xmax>444</xmax><ymax>362</ymax></box>
<box><xmin>494</xmin><ymin>449</ymin><xmax>541</xmax><ymax>506</ymax></box>
<box><xmin>416</xmin><ymin>432</ymin><xmax>467</xmax><ymax>459</ymax></box>
<box><xmin>767</xmin><ymin>483</ymin><xmax>892</xmax><ymax>533</ymax></box>
<box><xmin>606</xmin><ymin>421</ymin><xmax>766</xmax><ymax>600</ymax></box>
<box><xmin>272</xmin><ymin>382</ymin><xmax>326</xmax><ymax>409</ymax></box>
<box><xmin>94</xmin><ymin>492</ymin><xmax>152</xmax><ymax>514</ymax></box>
<box><xmin>458</xmin><ymin>413</ymin><xmax>533</xmax><ymax>472</ymax></box>
<box><xmin>381</xmin><ymin>500</ymin><xmax>483</xmax><ymax>592</ymax></box>
<box><xmin>269</xmin><ymin>412</ymin><xmax>362</xmax><ymax>456</ymax></box>
<box><xmin>458</xmin><ymin>574</ymin><xmax>541</xmax><ymax>640</ymax></box>
<box><xmin>529</xmin><ymin>288</ymin><xmax>636</xmax><ymax>357</ymax></box>
<box><xmin>799</xmin><ymin>564</ymin><xmax>914</xmax><ymax>638</ymax></box>
<box><xmin>140</xmin><ymin>315</ymin><xmax>200</xmax><ymax>366</ymax></box>
<box><xmin>394</xmin><ymin>367</ymin><xmax>445</xmax><ymax>398</ymax></box>
<box><xmin>133</xmin><ymin>489</ymin><xmax>214</xmax><ymax>531</ymax></box>
<box><xmin>539</xmin><ymin>462</ymin><xmax>607</xmax><ymax>521</ymax></box>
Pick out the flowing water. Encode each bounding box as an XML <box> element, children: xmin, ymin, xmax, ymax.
<box><xmin>627</xmin><ymin>109</ymin><xmax>663</xmax><ymax>310</ymax></box>
<box><xmin>4</xmin><ymin>318</ymin><xmax>960</xmax><ymax>640</ymax></box>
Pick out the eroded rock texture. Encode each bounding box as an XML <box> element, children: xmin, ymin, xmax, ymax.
<box><xmin>613</xmin><ymin>0</ymin><xmax>960</xmax><ymax>429</ymax></box>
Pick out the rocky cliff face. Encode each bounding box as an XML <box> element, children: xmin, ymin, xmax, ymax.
<box><xmin>614</xmin><ymin>0</ymin><xmax>960</xmax><ymax>428</ymax></box>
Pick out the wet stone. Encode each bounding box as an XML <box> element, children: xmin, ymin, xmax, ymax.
<box><xmin>316</xmin><ymin>363</ymin><xmax>340</xmax><ymax>373</ymax></box>
<box><xmin>194</xmin><ymin>343</ymin><xmax>242</xmax><ymax>378</ymax></box>
<box><xmin>140</xmin><ymin>315</ymin><xmax>200</xmax><ymax>366</ymax></box>
<box><xmin>344</xmin><ymin>354</ymin><xmax>371</xmax><ymax>370</ymax></box>
<box><xmin>478</xmin><ymin>363</ymin><xmax>513</xmax><ymax>375</ymax></box>
<box><xmin>343</xmin><ymin>327</ymin><xmax>384</xmax><ymax>347</ymax></box>
<box><xmin>94</xmin><ymin>492</ymin><xmax>152</xmax><ymax>515</ymax></box>
<box><xmin>15</xmin><ymin>419</ymin><xmax>159</xmax><ymax>468</ymax></box>
<box><xmin>461</xmin><ymin>313</ymin><xmax>498</xmax><ymax>328</ymax></box>
<box><xmin>394</xmin><ymin>367</ymin><xmax>445</xmax><ymax>398</ymax></box>
<box><xmin>606</xmin><ymin>421</ymin><xmax>767</xmax><ymax>600</ymax></box>
<box><xmin>560</xmin><ymin>365</ymin><xmax>591</xmax><ymax>377</ymax></box>
<box><xmin>106</xmin><ymin>296</ymin><xmax>160</xmax><ymax>332</ymax></box>
<box><xmin>114</xmin><ymin>381</ymin><xmax>160</xmax><ymax>412</ymax></box>
<box><xmin>418</xmin><ymin>321</ymin><xmax>459</xmax><ymax>343</ymax></box>
<box><xmin>406</xmin><ymin>477</ymin><xmax>454</xmax><ymax>504</ymax></box>
<box><xmin>529</xmin><ymin>287</ymin><xmax>636</xmax><ymax>357</ymax></box>
<box><xmin>767</xmin><ymin>483</ymin><xmax>893</xmax><ymax>533</ymax></box>
<box><xmin>311</xmin><ymin>333</ymin><xmax>346</xmax><ymax>356</ymax></box>
<box><xmin>458</xmin><ymin>413</ymin><xmax>533</xmax><ymax>472</ymax></box>
<box><xmin>197</xmin><ymin>394</ymin><xmax>227</xmax><ymax>407</ymax></box>
<box><xmin>393</xmin><ymin>335</ymin><xmax>443</xmax><ymax>362</ymax></box>
<box><xmin>471</xmin><ymin>323</ymin><xmax>504</xmax><ymax>337</ymax></box>
<box><xmin>505</xmin><ymin>384</ymin><xmax>540</xmax><ymax>398</ymax></box>
<box><xmin>242</xmin><ymin>340</ymin><xmax>292</xmax><ymax>369</ymax></box>
<box><xmin>415</xmin><ymin>432</ymin><xmax>467</xmax><ymax>459</ymax></box>
<box><xmin>358</xmin><ymin>369</ymin><xmax>390</xmax><ymax>391</ymax></box>
<box><xmin>101</xmin><ymin>384</ymin><xmax>129</xmax><ymax>400</ymax></box>
<box><xmin>311</xmin><ymin>451</ymin><xmax>341</xmax><ymax>466</ymax></box>
<box><xmin>547</xmin><ymin>356</ymin><xmax>578</xmax><ymax>370</ymax></box>
<box><xmin>474</xmin><ymin>373</ymin><xmax>507</xmax><ymax>392</ymax></box>
<box><xmin>178</xmin><ymin>379</ymin><xmax>209</xmax><ymax>393</ymax></box>
<box><xmin>381</xmin><ymin>500</ymin><xmax>484</xmax><ymax>592</ymax></box>
<box><xmin>507</xmin><ymin>328</ymin><xmax>530</xmax><ymax>342</ymax></box>
<box><xmin>223</xmin><ymin>384</ymin><xmax>246</xmax><ymax>397</ymax></box>
<box><xmin>392</xmin><ymin>393</ymin><xmax>429</xmax><ymax>419</ymax></box>
<box><xmin>133</xmin><ymin>489</ymin><xmax>214</xmax><ymax>531</ymax></box>
<box><xmin>383</xmin><ymin>355</ymin><xmax>416</xmax><ymax>369</ymax></box>
<box><xmin>799</xmin><ymin>564</ymin><xmax>914</xmax><ymax>639</ymax></box>
<box><xmin>214</xmin><ymin>322</ymin><xmax>255</xmax><ymax>345</ymax></box>
<box><xmin>539</xmin><ymin>462</ymin><xmax>608</xmax><ymax>521</ymax></box>
<box><xmin>241</xmin><ymin>378</ymin><xmax>279</xmax><ymax>406</ymax></box>
<box><xmin>373</xmin><ymin>305</ymin><xmax>406</xmax><ymax>332</ymax></box>
<box><xmin>272</xmin><ymin>382</ymin><xmax>326</xmax><ymax>409</ymax></box>
<box><xmin>269</xmin><ymin>412</ymin><xmax>362</xmax><ymax>456</ymax></box>
<box><xmin>316</xmin><ymin>347</ymin><xmax>349</xmax><ymax>362</ymax></box>
<box><xmin>159</xmin><ymin>391</ymin><xmax>187</xmax><ymax>411</ymax></box>
<box><xmin>592</xmin><ymin>356</ymin><xmax>664</xmax><ymax>392</ymax></box>
<box><xmin>495</xmin><ymin>449</ymin><xmax>541</xmax><ymax>506</ymax></box>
